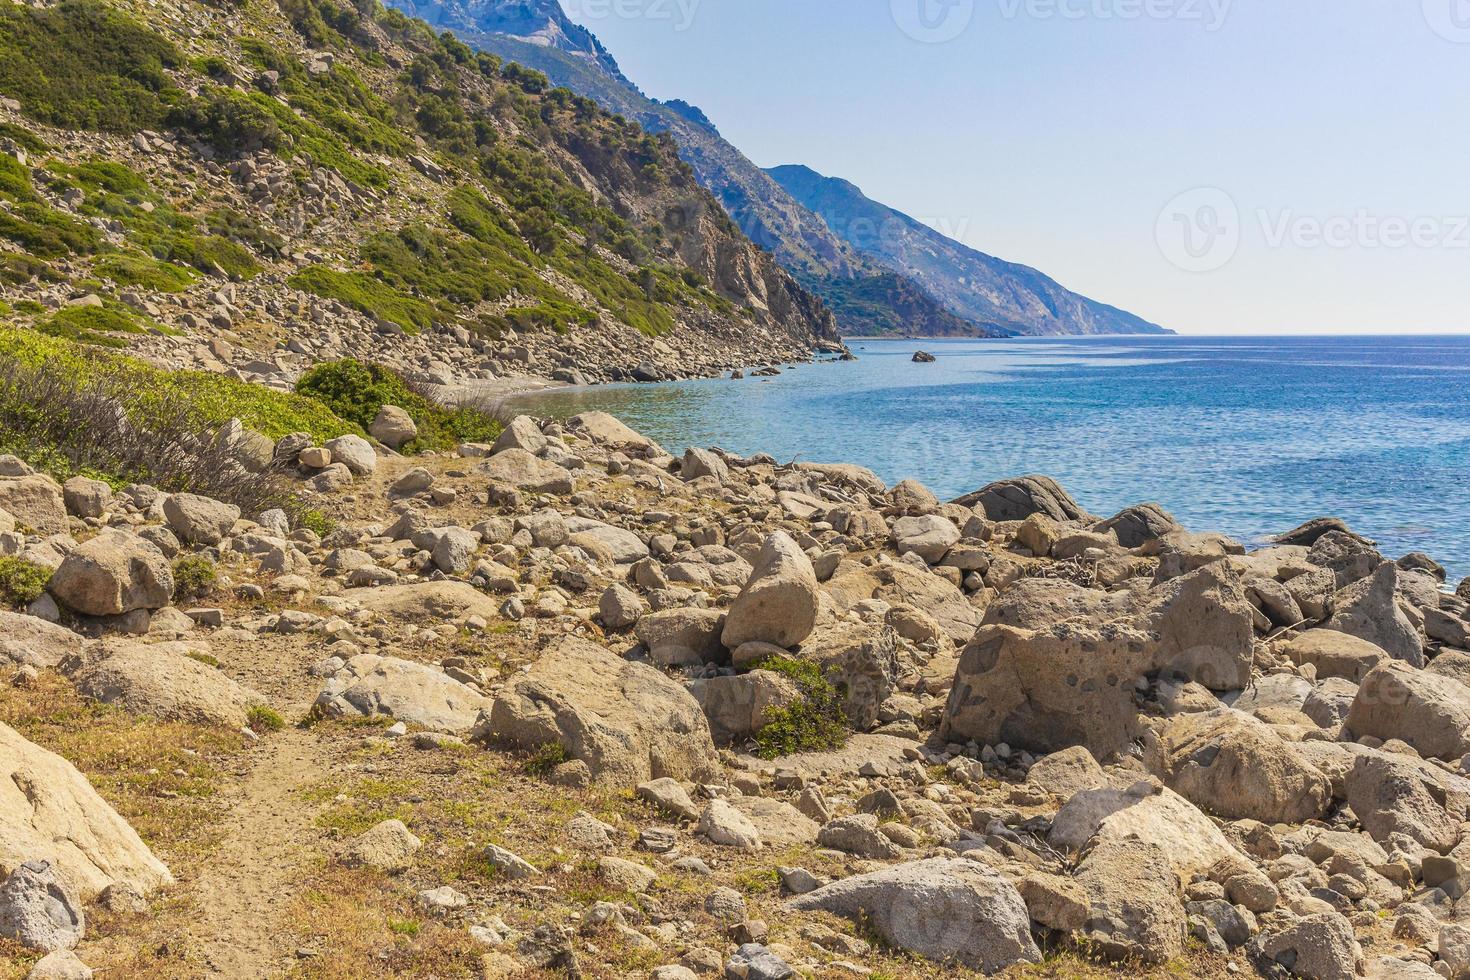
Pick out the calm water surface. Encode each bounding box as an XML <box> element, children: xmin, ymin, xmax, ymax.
<box><xmin>516</xmin><ymin>336</ymin><xmax>1470</xmax><ymax>582</ymax></box>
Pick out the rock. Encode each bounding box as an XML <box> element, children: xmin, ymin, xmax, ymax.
<box><xmin>369</xmin><ymin>405</ymin><xmax>417</xmax><ymax>449</ymax></box>
<box><xmin>1250</xmin><ymin>912</ymin><xmax>1362</xmax><ymax>980</ymax></box>
<box><xmin>0</xmin><ymin>723</ymin><xmax>172</xmax><ymax>899</ymax></box>
<box><xmin>0</xmin><ymin>613</ymin><xmax>82</xmax><ymax>670</ymax></box>
<box><xmin>721</xmin><ymin>531</ymin><xmax>819</xmax><ymax>649</ymax></box>
<box><xmin>1016</xmin><ymin>872</ymin><xmax>1090</xmax><ymax>932</ymax></box>
<box><xmin>1014</xmin><ymin>513</ymin><xmax>1060</xmax><ymax>557</ymax></box>
<box><xmin>1075</xmin><ymin>838</ymin><xmax>1187</xmax><ymax>965</ymax></box>
<box><xmin>390</xmin><ymin>468</ymin><xmax>434</xmax><ymax>495</ymax></box>
<box><xmin>162</xmin><ymin>493</ymin><xmax>240</xmax><ymax>546</ymax></box>
<box><xmin>635</xmin><ymin>608</ymin><xmax>726</xmax><ymax>667</ymax></box>
<box><xmin>597</xmin><ymin>584</ymin><xmax>645</xmax><ymax>631</ymax></box>
<box><xmin>483</xmin><ymin>843</ymin><xmax>538</xmax><ymax>880</ymax></box>
<box><xmin>687</xmin><ymin>670</ymin><xmax>801</xmax><ymax>742</ymax></box>
<box><xmin>341</xmin><ymin>819</ymin><xmax>421</xmax><ymax>873</ymax></box>
<box><xmin>48</xmin><ymin>532</ymin><xmax>173</xmax><ymax>617</ymax></box>
<box><xmin>1025</xmin><ymin>745</ymin><xmax>1112</xmax><ymax>799</ymax></box>
<box><xmin>1151</xmin><ymin>709</ymin><xmax>1332</xmax><ymax>823</ymax></box>
<box><xmin>1308</xmin><ymin>530</ymin><xmax>1383</xmax><ymax>586</ymax></box>
<box><xmin>697</xmin><ymin>799</ymin><xmax>761</xmax><ymax>850</ymax></box>
<box><xmin>1283</xmin><ymin>630</ymin><xmax>1389</xmax><ymax>682</ymax></box>
<box><xmin>1096</xmin><ymin>503</ymin><xmax>1179</xmax><ymax>548</ymax></box>
<box><xmin>816</xmin><ymin>814</ymin><xmax>901</xmax><ymax>859</ymax></box>
<box><xmin>636</xmin><ymin>778</ymin><xmax>701</xmax><ymax>821</ymax></box>
<box><xmin>564</xmin><ymin>517</ymin><xmax>649</xmax><ymax>563</ymax></box>
<box><xmin>357</xmin><ymin>582</ymin><xmax>501</xmax><ymax>622</ymax></box>
<box><xmin>64</xmin><ymin>642</ymin><xmax>265</xmax><ymax>728</ymax></box>
<box><xmin>798</xmin><ymin>621</ymin><xmax>899</xmax><ymax>730</ymax></box>
<box><xmin>491</xmin><ymin>416</ymin><xmax>547</xmax><ymax>456</ymax></box>
<box><xmin>681</xmin><ymin>447</ymin><xmax>728</xmax><ymax>484</ymax></box>
<box><xmin>1343</xmin><ymin>752</ymin><xmax>1468</xmax><ymax>851</ymax></box>
<box><xmin>568</xmin><ymin>411</ymin><xmax>663</xmax><ymax>454</ymax></box>
<box><xmin>60</xmin><ymin>479</ymin><xmax>111</xmax><ymax>520</ymax></box>
<box><xmin>481</xmin><ymin>637</ymin><xmax>719</xmax><ymax>785</ymax></box>
<box><xmin>788</xmin><ymin>858</ymin><xmax>1041</xmax><ymax>972</ymax></box>
<box><xmin>297</xmin><ymin>447</ymin><xmax>331</xmax><ymax>469</ymax></box>
<box><xmin>890</xmin><ymin>515</ymin><xmax>960</xmax><ymax>563</ymax></box>
<box><xmin>1346</xmin><ymin>662</ymin><xmax>1470</xmax><ymax>761</ymax></box>
<box><xmin>953</xmin><ymin>475</ymin><xmax>1089</xmax><ymax>522</ymax></box>
<box><xmin>1439</xmin><ymin>924</ymin><xmax>1470</xmax><ymax>980</ymax></box>
<box><xmin>26</xmin><ymin>949</ymin><xmax>93</xmax><ymax>979</ymax></box>
<box><xmin>1277</xmin><ymin>517</ymin><xmax>1373</xmax><ymax>549</ymax></box>
<box><xmin>478</xmin><ymin>449</ymin><xmax>573</xmax><ymax>495</ymax></box>
<box><xmin>728</xmin><ymin>797</ymin><xmax>819</xmax><ymax>847</ymax></box>
<box><xmin>324</xmin><ymin>435</ymin><xmax>376</xmax><ymax>477</ymax></box>
<box><xmin>1323</xmin><ymin>563</ymin><xmax>1424</xmax><ymax>666</ymax></box>
<box><xmin>911</xmin><ymin>350</ymin><xmax>936</xmax><ymax>362</ymax></box>
<box><xmin>0</xmin><ymin>477</ymin><xmax>67</xmax><ymax>536</ymax></box>
<box><xmin>723</xmin><ymin>944</ymin><xmax>794</xmax><ymax>980</ymax></box>
<box><xmin>428</xmin><ymin>527</ymin><xmax>478</xmax><ymax>574</ymax></box>
<box><xmin>316</xmin><ymin>655</ymin><xmax>489</xmax><ymax>733</ymax></box>
<box><xmin>0</xmin><ymin>861</ymin><xmax>82</xmax><ymax>952</ymax></box>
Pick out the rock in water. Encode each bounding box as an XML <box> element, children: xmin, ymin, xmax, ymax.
<box><xmin>721</xmin><ymin>531</ymin><xmax>819</xmax><ymax>649</ymax></box>
<box><xmin>787</xmin><ymin>858</ymin><xmax>1041</xmax><ymax>971</ymax></box>
<box><xmin>911</xmin><ymin>350</ymin><xmax>936</xmax><ymax>363</ymax></box>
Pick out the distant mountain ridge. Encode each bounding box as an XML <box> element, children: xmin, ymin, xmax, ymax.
<box><xmin>767</xmin><ymin>165</ymin><xmax>1171</xmax><ymax>337</ymax></box>
<box><xmin>395</xmin><ymin>0</ymin><xmax>1169</xmax><ymax>337</ymax></box>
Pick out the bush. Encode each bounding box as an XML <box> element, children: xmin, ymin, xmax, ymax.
<box><xmin>40</xmin><ymin>305</ymin><xmax>157</xmax><ymax>347</ymax></box>
<box><xmin>752</xmin><ymin>657</ymin><xmax>849</xmax><ymax>759</ymax></box>
<box><xmin>247</xmin><ymin>705</ymin><xmax>287</xmax><ymax>734</ymax></box>
<box><xmin>172</xmin><ymin>554</ymin><xmax>217</xmax><ymax>601</ymax></box>
<box><xmin>0</xmin><ymin>557</ymin><xmax>51</xmax><ymax>609</ymax></box>
<box><xmin>288</xmin><ymin>266</ymin><xmax>434</xmax><ymax>334</ymax></box>
<box><xmin>94</xmin><ymin>253</ymin><xmax>197</xmax><ymax>293</ymax></box>
<box><xmin>169</xmin><ymin>88</ymin><xmax>283</xmax><ymax>155</ymax></box>
<box><xmin>294</xmin><ymin>359</ymin><xmax>499</xmax><ymax>453</ymax></box>
<box><xmin>523</xmin><ymin>742</ymin><xmax>571</xmax><ymax>777</ymax></box>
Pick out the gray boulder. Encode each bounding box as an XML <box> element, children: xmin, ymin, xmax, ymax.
<box><xmin>324</xmin><ymin>435</ymin><xmax>376</xmax><ymax>476</ymax></box>
<box><xmin>789</xmin><ymin>858</ymin><xmax>1040</xmax><ymax>971</ymax></box>
<box><xmin>0</xmin><ymin>861</ymin><xmax>82</xmax><ymax>952</ymax></box>
<box><xmin>0</xmin><ymin>476</ymin><xmax>67</xmax><ymax>536</ymax></box>
<box><xmin>163</xmin><ymin>493</ymin><xmax>240</xmax><ymax>546</ymax></box>
<box><xmin>953</xmin><ymin>475</ymin><xmax>1089</xmax><ymax>522</ymax></box>
<box><xmin>491</xmin><ymin>416</ymin><xmax>547</xmax><ymax>456</ymax></box>
<box><xmin>368</xmin><ymin>405</ymin><xmax>417</xmax><ymax>449</ymax></box>
<box><xmin>316</xmin><ymin>654</ymin><xmax>489</xmax><ymax>733</ymax></box>
<box><xmin>1323</xmin><ymin>563</ymin><xmax>1424</xmax><ymax>666</ymax></box>
<box><xmin>721</xmin><ymin>531</ymin><xmax>819</xmax><ymax>649</ymax></box>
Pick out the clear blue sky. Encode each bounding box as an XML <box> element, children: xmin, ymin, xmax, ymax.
<box><xmin>561</xmin><ymin>0</ymin><xmax>1470</xmax><ymax>334</ymax></box>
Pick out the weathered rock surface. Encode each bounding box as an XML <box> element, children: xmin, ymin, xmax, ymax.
<box><xmin>48</xmin><ymin>532</ymin><xmax>173</xmax><ymax>618</ymax></box>
<box><xmin>316</xmin><ymin>654</ymin><xmax>489</xmax><ymax>732</ymax></box>
<box><xmin>721</xmin><ymin>532</ymin><xmax>819</xmax><ymax>649</ymax></box>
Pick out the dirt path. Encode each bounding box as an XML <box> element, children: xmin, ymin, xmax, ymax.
<box><xmin>183</xmin><ymin>727</ymin><xmax>327</xmax><ymax>979</ymax></box>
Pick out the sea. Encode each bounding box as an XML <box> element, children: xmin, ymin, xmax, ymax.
<box><xmin>514</xmin><ymin>335</ymin><xmax>1470</xmax><ymax>583</ymax></box>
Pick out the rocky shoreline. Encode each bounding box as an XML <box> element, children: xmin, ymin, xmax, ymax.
<box><xmin>2</xmin><ymin>408</ymin><xmax>1470</xmax><ymax>978</ymax></box>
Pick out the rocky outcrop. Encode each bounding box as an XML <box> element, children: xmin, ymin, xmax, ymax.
<box><xmin>953</xmin><ymin>475</ymin><xmax>1089</xmax><ymax>522</ymax></box>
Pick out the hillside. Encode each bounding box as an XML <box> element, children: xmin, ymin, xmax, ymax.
<box><xmin>403</xmin><ymin>5</ymin><xmax>988</xmax><ymax>338</ymax></box>
<box><xmin>0</xmin><ymin>0</ymin><xmax>839</xmax><ymax>391</ymax></box>
<box><xmin>768</xmin><ymin>165</ymin><xmax>1172</xmax><ymax>337</ymax></box>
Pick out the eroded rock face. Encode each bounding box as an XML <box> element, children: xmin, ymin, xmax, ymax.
<box><xmin>48</xmin><ymin>532</ymin><xmax>173</xmax><ymax>618</ymax></box>
<box><xmin>1323</xmin><ymin>563</ymin><xmax>1424</xmax><ymax>667</ymax></box>
<box><xmin>63</xmin><ymin>641</ymin><xmax>266</xmax><ymax>729</ymax></box>
<box><xmin>953</xmin><ymin>475</ymin><xmax>1088</xmax><ymax>523</ymax></box>
<box><xmin>1075</xmin><ymin>837</ymin><xmax>1187</xmax><ymax>965</ymax></box>
<box><xmin>787</xmin><ymin>858</ymin><xmax>1041</xmax><ymax>972</ymax></box>
<box><xmin>0</xmin><ymin>723</ymin><xmax>172</xmax><ymax>900</ymax></box>
<box><xmin>482</xmin><ymin>637</ymin><xmax>719</xmax><ymax>786</ymax></box>
<box><xmin>0</xmin><ymin>476</ymin><xmax>67</xmax><ymax>536</ymax></box>
<box><xmin>721</xmin><ymin>532</ymin><xmax>818</xmax><ymax>650</ymax></box>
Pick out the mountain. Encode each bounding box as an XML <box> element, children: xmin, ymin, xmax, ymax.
<box><xmin>767</xmin><ymin>165</ymin><xmax>1172</xmax><ymax>337</ymax></box>
<box><xmin>384</xmin><ymin>0</ymin><xmax>986</xmax><ymax>338</ymax></box>
<box><xmin>401</xmin><ymin>0</ymin><xmax>1170</xmax><ymax>337</ymax></box>
<box><xmin>0</xmin><ymin>0</ymin><xmax>838</xmax><ymax>387</ymax></box>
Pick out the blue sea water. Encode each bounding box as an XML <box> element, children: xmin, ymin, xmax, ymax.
<box><xmin>515</xmin><ymin>336</ymin><xmax>1470</xmax><ymax>583</ymax></box>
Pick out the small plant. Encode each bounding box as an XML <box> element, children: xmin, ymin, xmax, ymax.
<box><xmin>172</xmin><ymin>554</ymin><xmax>218</xmax><ymax>601</ymax></box>
<box><xmin>523</xmin><ymin>741</ymin><xmax>571</xmax><ymax>777</ymax></box>
<box><xmin>0</xmin><ymin>557</ymin><xmax>51</xmax><ymax>609</ymax></box>
<box><xmin>295</xmin><ymin>359</ymin><xmax>499</xmax><ymax>453</ymax></box>
<box><xmin>388</xmin><ymin>918</ymin><xmax>420</xmax><ymax>937</ymax></box>
<box><xmin>247</xmin><ymin>705</ymin><xmax>287</xmax><ymax>734</ymax></box>
<box><xmin>751</xmin><ymin>656</ymin><xmax>849</xmax><ymax>759</ymax></box>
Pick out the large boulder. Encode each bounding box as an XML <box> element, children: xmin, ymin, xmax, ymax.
<box><xmin>953</xmin><ymin>475</ymin><xmax>1089</xmax><ymax>522</ymax></box>
<box><xmin>1250</xmin><ymin>912</ymin><xmax>1362</xmax><ymax>980</ymax></box>
<box><xmin>0</xmin><ymin>476</ymin><xmax>67</xmax><ymax>536</ymax></box>
<box><xmin>64</xmin><ymin>642</ymin><xmax>265</xmax><ymax>728</ymax></box>
<box><xmin>635</xmin><ymin>608</ymin><xmax>726</xmax><ymax>667</ymax></box>
<box><xmin>324</xmin><ymin>434</ymin><xmax>376</xmax><ymax>477</ymax></box>
<box><xmin>1343</xmin><ymin>751</ymin><xmax>1469</xmax><ymax>851</ymax></box>
<box><xmin>787</xmin><ymin>858</ymin><xmax>1041</xmax><ymax>972</ymax></box>
<box><xmin>0</xmin><ymin>722</ymin><xmax>172</xmax><ymax>899</ymax></box>
<box><xmin>368</xmin><ymin>405</ymin><xmax>417</xmax><ymax>449</ymax></box>
<box><xmin>356</xmin><ymin>582</ymin><xmax>501</xmax><ymax>623</ymax></box>
<box><xmin>478</xmin><ymin>449</ymin><xmax>573</xmax><ymax>495</ymax></box>
<box><xmin>889</xmin><ymin>515</ymin><xmax>959</xmax><ymax>564</ymax></box>
<box><xmin>316</xmin><ymin>655</ymin><xmax>489</xmax><ymax>733</ymax></box>
<box><xmin>798</xmin><ymin>621</ymin><xmax>899</xmax><ymax>730</ymax></box>
<box><xmin>481</xmin><ymin>637</ymin><xmax>720</xmax><ymax>785</ymax></box>
<box><xmin>491</xmin><ymin>416</ymin><xmax>547</xmax><ymax>456</ymax></box>
<box><xmin>721</xmin><ymin>532</ymin><xmax>819</xmax><ymax>650</ymax></box>
<box><xmin>563</xmin><ymin>517</ymin><xmax>648</xmax><ymax>563</ymax></box>
<box><xmin>1282</xmin><ymin>630</ymin><xmax>1388</xmax><ymax>682</ymax></box>
<box><xmin>1074</xmin><ymin>837</ymin><xmax>1187</xmax><ymax>965</ymax></box>
<box><xmin>870</xmin><ymin>563</ymin><xmax>981</xmax><ymax>643</ymax></box>
<box><xmin>687</xmin><ymin>671</ymin><xmax>801</xmax><ymax>743</ymax></box>
<box><xmin>1150</xmin><ymin>709</ymin><xmax>1331</xmax><ymax>823</ymax></box>
<box><xmin>567</xmin><ymin>411</ymin><xmax>663</xmax><ymax>454</ymax></box>
<box><xmin>0</xmin><ymin>613</ymin><xmax>81</xmax><ymax>670</ymax></box>
<box><xmin>1323</xmin><ymin>563</ymin><xmax>1424</xmax><ymax>666</ymax></box>
<box><xmin>1346</xmin><ymin>662</ymin><xmax>1470</xmax><ymax>761</ymax></box>
<box><xmin>1096</xmin><ymin>503</ymin><xmax>1179</xmax><ymax>548</ymax></box>
<box><xmin>162</xmin><ymin>493</ymin><xmax>240</xmax><ymax>547</ymax></box>
<box><xmin>48</xmin><ymin>532</ymin><xmax>173</xmax><ymax>618</ymax></box>
<box><xmin>681</xmin><ymin>447</ymin><xmax>728</xmax><ymax>484</ymax></box>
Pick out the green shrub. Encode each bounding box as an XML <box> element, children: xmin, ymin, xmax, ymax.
<box><xmin>247</xmin><ymin>705</ymin><xmax>287</xmax><ymax>734</ymax></box>
<box><xmin>0</xmin><ymin>0</ymin><xmax>185</xmax><ymax>132</ymax></box>
<box><xmin>172</xmin><ymin>554</ymin><xmax>218</xmax><ymax>601</ymax></box>
<box><xmin>0</xmin><ymin>254</ymin><xmax>60</xmax><ymax>286</ymax></box>
<box><xmin>168</xmin><ymin>88</ymin><xmax>282</xmax><ymax>155</ymax></box>
<box><xmin>95</xmin><ymin>253</ymin><xmax>197</xmax><ymax>293</ymax></box>
<box><xmin>40</xmin><ymin>305</ymin><xmax>155</xmax><ymax>347</ymax></box>
<box><xmin>0</xmin><ymin>557</ymin><xmax>51</xmax><ymax>609</ymax></box>
<box><xmin>752</xmin><ymin>657</ymin><xmax>849</xmax><ymax>759</ymax></box>
<box><xmin>523</xmin><ymin>741</ymin><xmax>571</xmax><ymax>777</ymax></box>
<box><xmin>294</xmin><ymin>359</ymin><xmax>499</xmax><ymax>452</ymax></box>
<box><xmin>288</xmin><ymin>266</ymin><xmax>433</xmax><ymax>334</ymax></box>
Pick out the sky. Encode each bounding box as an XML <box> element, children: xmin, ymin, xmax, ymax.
<box><xmin>557</xmin><ymin>0</ymin><xmax>1470</xmax><ymax>335</ymax></box>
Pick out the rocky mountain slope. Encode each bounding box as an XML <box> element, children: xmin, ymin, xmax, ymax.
<box><xmin>768</xmin><ymin>165</ymin><xmax>1173</xmax><ymax>337</ymax></box>
<box><xmin>0</xmin><ymin>0</ymin><xmax>840</xmax><ymax>391</ymax></box>
<box><xmin>404</xmin><ymin>0</ymin><xmax>1168</xmax><ymax>338</ymax></box>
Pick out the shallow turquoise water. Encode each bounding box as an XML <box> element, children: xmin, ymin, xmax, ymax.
<box><xmin>516</xmin><ymin>336</ymin><xmax>1470</xmax><ymax>582</ymax></box>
